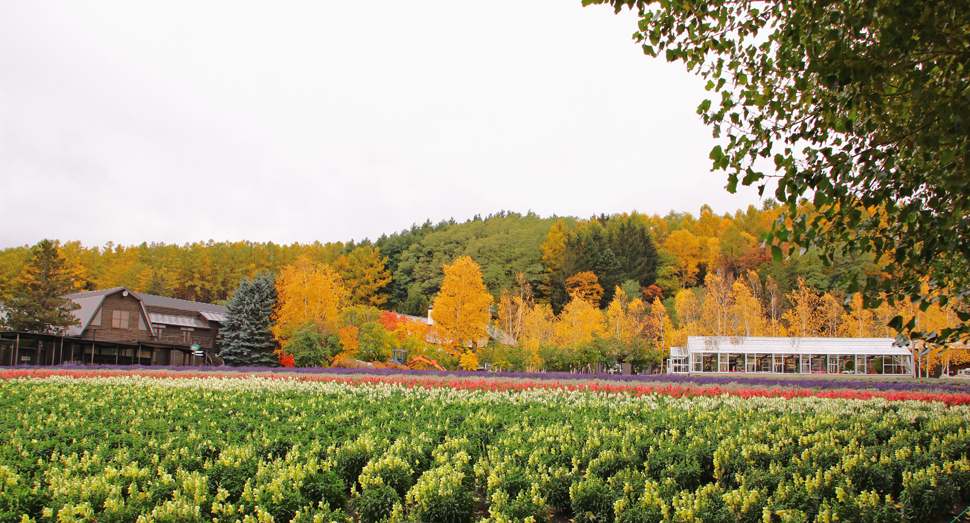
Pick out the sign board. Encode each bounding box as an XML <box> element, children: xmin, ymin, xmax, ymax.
<box><xmin>20</xmin><ymin>356</ymin><xmax>30</xmax><ymax>362</ymax></box>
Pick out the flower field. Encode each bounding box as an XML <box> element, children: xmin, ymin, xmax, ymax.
<box><xmin>2</xmin><ymin>370</ymin><xmax>969</xmax><ymax>522</ymax></box>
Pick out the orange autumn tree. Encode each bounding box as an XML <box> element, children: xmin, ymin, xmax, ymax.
<box><xmin>271</xmin><ymin>255</ymin><xmax>349</xmax><ymax>349</ymax></box>
<box><xmin>431</xmin><ymin>256</ymin><xmax>493</xmax><ymax>353</ymax></box>
<box><xmin>565</xmin><ymin>271</ymin><xmax>604</xmax><ymax>305</ymax></box>
<box><xmin>334</xmin><ymin>325</ymin><xmax>360</xmax><ymax>361</ymax></box>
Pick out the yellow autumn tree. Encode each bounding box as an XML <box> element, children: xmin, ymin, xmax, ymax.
<box><xmin>605</xmin><ymin>287</ymin><xmax>649</xmax><ymax>343</ymax></box>
<box><xmin>729</xmin><ymin>278</ymin><xmax>764</xmax><ymax>337</ymax></box>
<box><xmin>819</xmin><ymin>292</ymin><xmax>845</xmax><ymax>337</ymax></box>
<box><xmin>649</xmin><ymin>298</ymin><xmax>679</xmax><ymax>353</ymax></box>
<box><xmin>764</xmin><ymin>275</ymin><xmax>786</xmax><ymax>337</ymax></box>
<box><xmin>674</xmin><ymin>288</ymin><xmax>702</xmax><ymax>336</ymax></box>
<box><xmin>538</xmin><ymin>219</ymin><xmax>569</xmax><ymax>304</ymax></box>
<box><xmin>333</xmin><ymin>245</ymin><xmax>392</xmax><ymax>308</ymax></box>
<box><xmin>694</xmin><ymin>204</ymin><xmax>722</xmax><ymax>238</ymax></box>
<box><xmin>700</xmin><ymin>273</ymin><xmax>732</xmax><ymax>336</ymax></box>
<box><xmin>520</xmin><ymin>303</ymin><xmax>556</xmax><ymax>370</ymax></box>
<box><xmin>565</xmin><ymin>271</ymin><xmax>604</xmax><ymax>305</ymax></box>
<box><xmin>272</xmin><ymin>255</ymin><xmax>349</xmax><ymax>348</ymax></box>
<box><xmin>871</xmin><ymin>297</ymin><xmax>900</xmax><ymax>338</ymax></box>
<box><xmin>782</xmin><ymin>277</ymin><xmax>824</xmax><ymax>337</ymax></box>
<box><xmin>59</xmin><ymin>241</ymin><xmax>92</xmax><ymax>292</ymax></box>
<box><xmin>700</xmin><ymin>237</ymin><xmax>723</xmax><ymax>276</ymax></box>
<box><xmin>497</xmin><ymin>273</ymin><xmax>534</xmax><ymax>344</ymax></box>
<box><xmin>555</xmin><ymin>297</ymin><xmax>605</xmax><ymax>348</ymax></box>
<box><xmin>97</xmin><ymin>244</ymin><xmax>154</xmax><ymax>292</ymax></box>
<box><xmin>431</xmin><ymin>256</ymin><xmax>493</xmax><ymax>352</ymax></box>
<box><xmin>665</xmin><ymin>229</ymin><xmax>702</xmax><ymax>288</ymax></box>
<box><xmin>841</xmin><ymin>293</ymin><xmax>876</xmax><ymax>338</ymax></box>
<box><xmin>459</xmin><ymin>350</ymin><xmax>480</xmax><ymax>371</ymax></box>
<box><xmin>606</xmin><ymin>289</ymin><xmax>631</xmax><ymax>342</ymax></box>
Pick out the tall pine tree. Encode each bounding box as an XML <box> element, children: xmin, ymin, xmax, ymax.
<box><xmin>2</xmin><ymin>239</ymin><xmax>80</xmax><ymax>334</ymax></box>
<box><xmin>595</xmin><ymin>248</ymin><xmax>624</xmax><ymax>307</ymax></box>
<box><xmin>218</xmin><ymin>272</ymin><xmax>279</xmax><ymax>367</ymax></box>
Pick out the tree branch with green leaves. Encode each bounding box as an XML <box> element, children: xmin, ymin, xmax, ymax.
<box><xmin>585</xmin><ymin>0</ymin><xmax>970</xmax><ymax>342</ymax></box>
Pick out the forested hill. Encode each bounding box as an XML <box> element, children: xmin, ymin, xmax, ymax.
<box><xmin>375</xmin><ymin>211</ymin><xmax>572</xmax><ymax>315</ymax></box>
<box><xmin>0</xmin><ymin>204</ymin><xmax>879</xmax><ymax>315</ymax></box>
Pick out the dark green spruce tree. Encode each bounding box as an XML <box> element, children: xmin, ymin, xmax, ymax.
<box><xmin>218</xmin><ymin>272</ymin><xmax>279</xmax><ymax>367</ymax></box>
<box><xmin>2</xmin><ymin>239</ymin><xmax>80</xmax><ymax>334</ymax></box>
<box><xmin>595</xmin><ymin>248</ymin><xmax>624</xmax><ymax>307</ymax></box>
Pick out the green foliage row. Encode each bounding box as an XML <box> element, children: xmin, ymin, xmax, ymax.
<box><xmin>1</xmin><ymin>375</ymin><xmax>969</xmax><ymax>522</ymax></box>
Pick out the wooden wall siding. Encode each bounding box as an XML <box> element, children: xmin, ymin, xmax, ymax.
<box><xmin>80</xmin><ymin>293</ymin><xmax>152</xmax><ymax>344</ymax></box>
<box><xmin>143</xmin><ymin>305</ymin><xmax>222</xmax><ymax>348</ymax></box>
<box><xmin>145</xmin><ymin>305</ymin><xmax>211</xmax><ymax>322</ymax></box>
<box><xmin>151</xmin><ymin>330</ymin><xmax>216</xmax><ymax>349</ymax></box>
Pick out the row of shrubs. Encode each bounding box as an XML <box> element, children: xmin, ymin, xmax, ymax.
<box><xmin>1</xmin><ymin>374</ymin><xmax>969</xmax><ymax>522</ymax></box>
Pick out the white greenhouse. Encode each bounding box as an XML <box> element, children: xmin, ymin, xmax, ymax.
<box><xmin>668</xmin><ymin>336</ymin><xmax>913</xmax><ymax>376</ymax></box>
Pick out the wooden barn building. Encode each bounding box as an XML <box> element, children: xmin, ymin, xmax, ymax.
<box><xmin>0</xmin><ymin>287</ymin><xmax>227</xmax><ymax>367</ymax></box>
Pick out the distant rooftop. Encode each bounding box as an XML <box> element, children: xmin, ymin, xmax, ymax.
<box><xmin>63</xmin><ymin>287</ymin><xmax>226</xmax><ymax>313</ymax></box>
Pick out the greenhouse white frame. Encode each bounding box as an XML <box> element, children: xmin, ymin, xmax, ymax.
<box><xmin>668</xmin><ymin>336</ymin><xmax>913</xmax><ymax>376</ymax></box>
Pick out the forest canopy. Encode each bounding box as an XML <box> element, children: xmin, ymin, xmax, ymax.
<box><xmin>0</xmin><ymin>204</ymin><xmax>885</xmax><ymax>317</ymax></box>
<box><xmin>2</xmin><ymin>204</ymin><xmax>966</xmax><ymax>373</ymax></box>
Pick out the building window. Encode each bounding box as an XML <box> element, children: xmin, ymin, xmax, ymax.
<box><xmin>181</xmin><ymin>327</ymin><xmax>194</xmax><ymax>343</ymax></box>
<box><xmin>112</xmin><ymin>310</ymin><xmax>130</xmax><ymax>329</ymax></box>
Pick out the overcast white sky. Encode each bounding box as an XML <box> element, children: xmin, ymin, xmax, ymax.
<box><xmin>0</xmin><ymin>0</ymin><xmax>766</xmax><ymax>250</ymax></box>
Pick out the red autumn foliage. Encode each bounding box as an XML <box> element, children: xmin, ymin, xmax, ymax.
<box><xmin>379</xmin><ymin>310</ymin><xmax>407</xmax><ymax>332</ymax></box>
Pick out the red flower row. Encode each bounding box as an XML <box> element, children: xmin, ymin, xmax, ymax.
<box><xmin>3</xmin><ymin>368</ymin><xmax>969</xmax><ymax>407</ymax></box>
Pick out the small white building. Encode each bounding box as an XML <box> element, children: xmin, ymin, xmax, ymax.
<box><xmin>668</xmin><ymin>336</ymin><xmax>913</xmax><ymax>376</ymax></box>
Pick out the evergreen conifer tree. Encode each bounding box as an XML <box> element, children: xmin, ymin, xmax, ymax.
<box><xmin>595</xmin><ymin>248</ymin><xmax>624</xmax><ymax>307</ymax></box>
<box><xmin>218</xmin><ymin>272</ymin><xmax>279</xmax><ymax>367</ymax></box>
<box><xmin>1</xmin><ymin>239</ymin><xmax>80</xmax><ymax>334</ymax></box>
